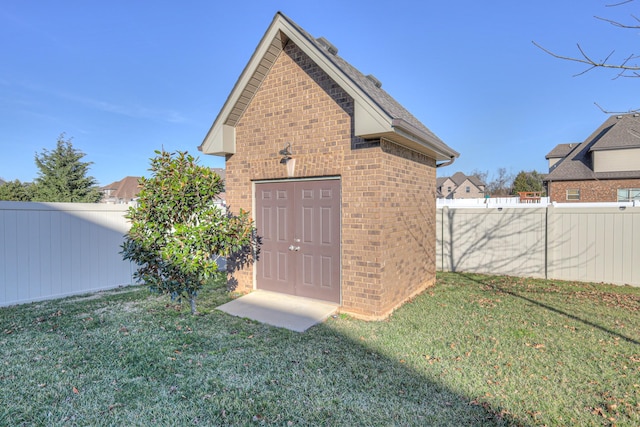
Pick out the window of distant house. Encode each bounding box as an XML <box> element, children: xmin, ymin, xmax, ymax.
<box><xmin>447</xmin><ymin>186</ymin><xmax>451</xmax><ymax>193</ymax></box>
<box><xmin>566</xmin><ymin>189</ymin><xmax>580</xmax><ymax>201</ymax></box>
<box><xmin>617</xmin><ymin>188</ymin><xmax>640</xmax><ymax>202</ymax></box>
<box><xmin>465</xmin><ymin>186</ymin><xmax>470</xmax><ymax>193</ymax></box>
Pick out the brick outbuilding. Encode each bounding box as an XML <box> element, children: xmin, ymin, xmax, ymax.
<box><xmin>199</xmin><ymin>12</ymin><xmax>458</xmax><ymax>319</ymax></box>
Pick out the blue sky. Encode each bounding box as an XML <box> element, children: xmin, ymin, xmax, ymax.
<box><xmin>1</xmin><ymin>0</ymin><xmax>639</xmax><ymax>186</ymax></box>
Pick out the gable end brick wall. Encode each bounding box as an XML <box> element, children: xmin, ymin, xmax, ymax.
<box><xmin>225</xmin><ymin>41</ymin><xmax>437</xmax><ymax>318</ymax></box>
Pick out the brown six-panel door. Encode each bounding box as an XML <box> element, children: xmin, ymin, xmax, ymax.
<box><xmin>256</xmin><ymin>180</ymin><xmax>340</xmax><ymax>303</ymax></box>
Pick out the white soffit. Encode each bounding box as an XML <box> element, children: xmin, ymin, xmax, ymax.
<box><xmin>199</xmin><ymin>12</ymin><xmax>454</xmax><ymax>161</ymax></box>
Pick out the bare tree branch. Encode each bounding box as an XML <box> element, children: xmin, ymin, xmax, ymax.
<box><xmin>532</xmin><ymin>41</ymin><xmax>640</xmax><ymax>77</ymax></box>
<box><xmin>605</xmin><ymin>0</ymin><xmax>634</xmax><ymax>8</ymax></box>
<box><xmin>594</xmin><ymin>14</ymin><xmax>640</xmax><ymax>28</ymax></box>
<box><xmin>594</xmin><ymin>101</ymin><xmax>640</xmax><ymax>114</ymax></box>
<box><xmin>533</xmin><ymin>1</ymin><xmax>640</xmax><ymax>78</ymax></box>
<box><xmin>534</xmin><ymin>1</ymin><xmax>640</xmax><ymax>111</ymax></box>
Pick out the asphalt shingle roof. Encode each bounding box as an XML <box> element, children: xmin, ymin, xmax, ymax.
<box><xmin>545</xmin><ymin>114</ymin><xmax>640</xmax><ymax>181</ymax></box>
<box><xmin>437</xmin><ymin>172</ymin><xmax>485</xmax><ymax>187</ymax></box>
<box><xmin>101</xmin><ymin>176</ymin><xmax>141</xmax><ymax>201</ymax></box>
<box><xmin>281</xmin><ymin>13</ymin><xmax>454</xmax><ymax>156</ymax></box>
<box><xmin>545</xmin><ymin>143</ymin><xmax>579</xmax><ymax>159</ymax></box>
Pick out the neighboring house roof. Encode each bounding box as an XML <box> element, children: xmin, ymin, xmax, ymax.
<box><xmin>589</xmin><ymin>114</ymin><xmax>640</xmax><ymax>151</ymax></box>
<box><xmin>210</xmin><ymin>168</ymin><xmax>226</xmax><ymax>201</ymax></box>
<box><xmin>545</xmin><ymin>114</ymin><xmax>640</xmax><ymax>182</ymax></box>
<box><xmin>199</xmin><ymin>11</ymin><xmax>459</xmax><ymax>163</ymax></box>
<box><xmin>438</xmin><ymin>172</ymin><xmax>485</xmax><ymax>188</ymax></box>
<box><xmin>210</xmin><ymin>168</ymin><xmax>225</xmax><ymax>181</ymax></box>
<box><xmin>101</xmin><ymin>176</ymin><xmax>141</xmax><ymax>201</ymax></box>
<box><xmin>545</xmin><ymin>143</ymin><xmax>579</xmax><ymax>160</ymax></box>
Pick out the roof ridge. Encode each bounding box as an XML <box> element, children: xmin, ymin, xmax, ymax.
<box><xmin>200</xmin><ymin>12</ymin><xmax>458</xmax><ymax>161</ymax></box>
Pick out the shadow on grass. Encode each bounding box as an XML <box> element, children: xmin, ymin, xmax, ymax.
<box><xmin>459</xmin><ymin>272</ymin><xmax>640</xmax><ymax>346</ymax></box>
<box><xmin>0</xmin><ymin>284</ymin><xmax>530</xmax><ymax>426</ymax></box>
<box><xmin>235</xmin><ymin>323</ymin><xmax>528</xmax><ymax>426</ymax></box>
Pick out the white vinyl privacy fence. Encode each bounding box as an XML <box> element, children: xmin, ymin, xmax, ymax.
<box><xmin>3</xmin><ymin>202</ymin><xmax>638</xmax><ymax>307</ymax></box>
<box><xmin>1</xmin><ymin>202</ymin><xmax>134</xmax><ymax>307</ymax></box>
<box><xmin>436</xmin><ymin>205</ymin><xmax>640</xmax><ymax>287</ymax></box>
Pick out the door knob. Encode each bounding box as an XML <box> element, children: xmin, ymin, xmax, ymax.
<box><xmin>289</xmin><ymin>245</ymin><xmax>300</xmax><ymax>251</ymax></box>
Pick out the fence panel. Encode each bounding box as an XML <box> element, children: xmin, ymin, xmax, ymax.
<box><xmin>1</xmin><ymin>202</ymin><xmax>134</xmax><ymax>307</ymax></box>
<box><xmin>546</xmin><ymin>206</ymin><xmax>640</xmax><ymax>286</ymax></box>
<box><xmin>438</xmin><ymin>207</ymin><xmax>547</xmax><ymax>278</ymax></box>
<box><xmin>437</xmin><ymin>205</ymin><xmax>640</xmax><ymax>287</ymax></box>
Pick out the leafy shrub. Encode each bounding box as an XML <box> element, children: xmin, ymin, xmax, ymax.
<box><xmin>121</xmin><ymin>150</ymin><xmax>256</xmax><ymax>314</ymax></box>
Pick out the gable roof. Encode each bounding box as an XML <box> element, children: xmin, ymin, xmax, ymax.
<box><xmin>545</xmin><ymin>114</ymin><xmax>640</xmax><ymax>182</ymax></box>
<box><xmin>436</xmin><ymin>177</ymin><xmax>451</xmax><ymax>190</ymax></box>
<box><xmin>101</xmin><ymin>176</ymin><xmax>141</xmax><ymax>201</ymax></box>
<box><xmin>589</xmin><ymin>113</ymin><xmax>640</xmax><ymax>151</ymax></box>
<box><xmin>545</xmin><ymin>143</ymin><xmax>579</xmax><ymax>159</ymax></box>
<box><xmin>198</xmin><ymin>12</ymin><xmax>458</xmax><ymax>163</ymax></box>
<box><xmin>437</xmin><ymin>172</ymin><xmax>485</xmax><ymax>188</ymax></box>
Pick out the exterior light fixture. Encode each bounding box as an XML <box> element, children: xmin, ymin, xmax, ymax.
<box><xmin>278</xmin><ymin>142</ymin><xmax>295</xmax><ymax>177</ymax></box>
<box><xmin>279</xmin><ymin>143</ymin><xmax>292</xmax><ymax>163</ymax></box>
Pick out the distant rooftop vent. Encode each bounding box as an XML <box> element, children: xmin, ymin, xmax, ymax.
<box><xmin>366</xmin><ymin>74</ymin><xmax>382</xmax><ymax>88</ymax></box>
<box><xmin>316</xmin><ymin>37</ymin><xmax>338</xmax><ymax>55</ymax></box>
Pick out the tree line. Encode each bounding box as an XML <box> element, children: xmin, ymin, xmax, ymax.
<box><xmin>0</xmin><ymin>134</ymin><xmax>102</xmax><ymax>202</ymax></box>
<box><xmin>470</xmin><ymin>168</ymin><xmax>546</xmax><ymax>197</ymax></box>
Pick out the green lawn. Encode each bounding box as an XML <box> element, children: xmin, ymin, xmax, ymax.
<box><xmin>1</xmin><ymin>272</ymin><xmax>639</xmax><ymax>426</ymax></box>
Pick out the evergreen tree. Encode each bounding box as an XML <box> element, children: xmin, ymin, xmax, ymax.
<box><xmin>0</xmin><ymin>179</ymin><xmax>33</xmax><ymax>201</ymax></box>
<box><xmin>512</xmin><ymin>170</ymin><xmax>545</xmax><ymax>195</ymax></box>
<box><xmin>32</xmin><ymin>134</ymin><xmax>102</xmax><ymax>202</ymax></box>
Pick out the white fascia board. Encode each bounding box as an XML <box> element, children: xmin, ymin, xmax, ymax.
<box><xmin>201</xmin><ymin>13</ymin><xmax>394</xmax><ymax>155</ymax></box>
<box><xmin>201</xmin><ymin>124</ymin><xmax>235</xmax><ymax>156</ymax></box>
<box><xmin>200</xmin><ymin>18</ymin><xmax>286</xmax><ymax>155</ymax></box>
<box><xmin>392</xmin><ymin>118</ymin><xmax>459</xmax><ymax>160</ymax></box>
<box><xmin>392</xmin><ymin>125</ymin><xmax>456</xmax><ymax>161</ymax></box>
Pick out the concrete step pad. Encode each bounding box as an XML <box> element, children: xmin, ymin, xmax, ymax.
<box><xmin>216</xmin><ymin>290</ymin><xmax>339</xmax><ymax>332</ymax></box>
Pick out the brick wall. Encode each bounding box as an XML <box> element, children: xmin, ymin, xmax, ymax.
<box><xmin>378</xmin><ymin>141</ymin><xmax>436</xmax><ymax>316</ymax></box>
<box><xmin>548</xmin><ymin>179</ymin><xmax>640</xmax><ymax>202</ymax></box>
<box><xmin>453</xmin><ymin>179</ymin><xmax>484</xmax><ymax>199</ymax></box>
<box><xmin>225</xmin><ymin>41</ymin><xmax>438</xmax><ymax>318</ymax></box>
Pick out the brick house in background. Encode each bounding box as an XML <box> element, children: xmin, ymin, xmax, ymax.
<box><xmin>198</xmin><ymin>12</ymin><xmax>459</xmax><ymax>319</ymax></box>
<box><xmin>100</xmin><ymin>176</ymin><xmax>141</xmax><ymax>204</ymax></box>
<box><xmin>209</xmin><ymin>168</ymin><xmax>226</xmax><ymax>204</ymax></box>
<box><xmin>101</xmin><ymin>169</ymin><xmax>226</xmax><ymax>205</ymax></box>
<box><xmin>544</xmin><ymin>114</ymin><xmax>640</xmax><ymax>203</ymax></box>
<box><xmin>436</xmin><ymin>172</ymin><xmax>486</xmax><ymax>199</ymax></box>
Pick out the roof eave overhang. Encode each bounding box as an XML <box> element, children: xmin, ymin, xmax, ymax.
<box><xmin>199</xmin><ymin>14</ymin><xmax>290</xmax><ymax>156</ymax></box>
<box><xmin>199</xmin><ymin>12</ymin><xmax>394</xmax><ymax>156</ymax></box>
<box><xmin>199</xmin><ymin>12</ymin><xmax>459</xmax><ymax>163</ymax></box>
<box><xmin>390</xmin><ymin>118</ymin><xmax>458</xmax><ymax>161</ymax></box>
